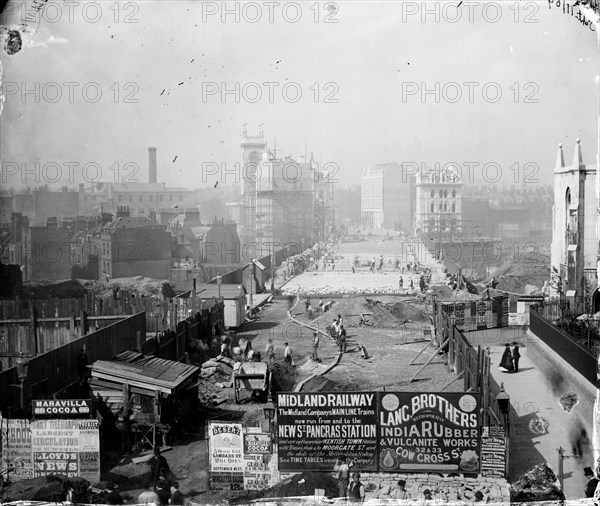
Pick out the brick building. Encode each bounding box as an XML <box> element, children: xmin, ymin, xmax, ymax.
<box><xmin>99</xmin><ymin>210</ymin><xmax>172</xmax><ymax>280</ymax></box>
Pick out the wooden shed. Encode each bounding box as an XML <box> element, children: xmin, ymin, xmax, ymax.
<box><xmin>89</xmin><ymin>351</ymin><xmax>199</xmax><ymax>448</ymax></box>
<box><xmin>196</xmin><ymin>284</ymin><xmax>246</xmax><ymax>328</ymax></box>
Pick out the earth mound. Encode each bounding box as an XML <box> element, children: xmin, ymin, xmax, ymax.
<box><xmin>510</xmin><ymin>463</ymin><xmax>565</xmax><ymax>503</ymax></box>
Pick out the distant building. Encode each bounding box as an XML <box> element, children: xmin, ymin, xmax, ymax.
<box><xmin>335</xmin><ymin>186</ymin><xmax>361</xmax><ymax>229</ymax></box>
<box><xmin>360</xmin><ymin>163</ymin><xmax>415</xmax><ymax>231</ymax></box>
<box><xmin>415</xmin><ymin>166</ymin><xmax>463</xmax><ymax>239</ymax></box>
<box><xmin>17</xmin><ymin>217</ymin><xmax>73</xmax><ymax>281</ymax></box>
<box><xmin>237</xmin><ymin>125</ymin><xmax>329</xmax><ymax>252</ymax></box>
<box><xmin>550</xmin><ymin>139</ymin><xmax>598</xmax><ymax>314</ymax></box>
<box><xmin>99</xmin><ymin>209</ymin><xmax>172</xmax><ymax>280</ymax></box>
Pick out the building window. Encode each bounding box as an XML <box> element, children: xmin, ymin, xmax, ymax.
<box><xmin>169</xmin><ymin>195</ymin><xmax>173</xmax><ymax>201</ymax></box>
<box><xmin>452</xmin><ymin>203</ymin><xmax>456</xmax><ymax>212</ymax></box>
<box><xmin>159</xmin><ymin>195</ymin><xmax>163</xmax><ymax>202</ymax></box>
<box><xmin>452</xmin><ymin>190</ymin><xmax>456</xmax><ymax>198</ymax></box>
<box><xmin>439</xmin><ymin>190</ymin><xmax>443</xmax><ymax>198</ymax></box>
<box><xmin>430</xmin><ymin>203</ymin><xmax>434</xmax><ymax>213</ymax></box>
<box><xmin>150</xmin><ymin>195</ymin><xmax>154</xmax><ymax>202</ymax></box>
<box><xmin>444</xmin><ymin>190</ymin><xmax>448</xmax><ymax>198</ymax></box>
<box><xmin>430</xmin><ymin>190</ymin><xmax>434</xmax><ymax>198</ymax></box>
<box><xmin>118</xmin><ymin>195</ymin><xmax>123</xmax><ymax>202</ymax></box>
<box><xmin>128</xmin><ymin>194</ymin><xmax>133</xmax><ymax>202</ymax></box>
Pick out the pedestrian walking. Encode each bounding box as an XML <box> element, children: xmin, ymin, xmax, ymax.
<box><xmin>409</xmin><ymin>279</ymin><xmax>414</xmax><ymax>290</ymax></box>
<box><xmin>308</xmin><ymin>305</ymin><xmax>314</xmax><ymax>320</ymax></box>
<box><xmin>312</xmin><ymin>331</ymin><xmax>320</xmax><ymax>361</ymax></box>
<box><xmin>334</xmin><ymin>456</ymin><xmax>352</xmax><ymax>498</ymax></box>
<box><xmin>348</xmin><ymin>472</ymin><xmax>365</xmax><ymax>503</ymax></box>
<box><xmin>499</xmin><ymin>343</ymin><xmax>514</xmax><ymax>372</ymax></box>
<box><xmin>338</xmin><ymin>314</ymin><xmax>344</xmax><ymax>328</ymax></box>
<box><xmin>512</xmin><ymin>342</ymin><xmax>521</xmax><ymax>372</ymax></box>
<box><xmin>265</xmin><ymin>338</ymin><xmax>275</xmax><ymax>364</ymax></box>
<box><xmin>399</xmin><ymin>276</ymin><xmax>403</xmax><ymax>290</ymax></box>
<box><xmin>284</xmin><ymin>342</ymin><xmax>293</xmax><ymax>365</ymax></box>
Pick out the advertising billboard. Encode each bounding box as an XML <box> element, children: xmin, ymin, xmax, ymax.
<box><xmin>277</xmin><ymin>392</ymin><xmax>378</xmax><ymax>471</ymax></box>
<box><xmin>377</xmin><ymin>392</ymin><xmax>481</xmax><ymax>473</ymax></box>
<box><xmin>208</xmin><ymin>422</ymin><xmax>244</xmax><ymax>491</ymax></box>
<box><xmin>32</xmin><ymin>399</ymin><xmax>92</xmax><ymax>418</ymax></box>
<box><xmin>1</xmin><ymin>418</ymin><xmax>34</xmax><ymax>480</ymax></box>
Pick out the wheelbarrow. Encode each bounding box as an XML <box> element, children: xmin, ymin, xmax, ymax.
<box><xmin>232</xmin><ymin>361</ymin><xmax>272</xmax><ymax>403</ymax></box>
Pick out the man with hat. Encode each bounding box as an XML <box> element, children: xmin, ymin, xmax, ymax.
<box><xmin>149</xmin><ymin>447</ymin><xmax>170</xmax><ymax>491</ymax></box>
<box><xmin>348</xmin><ymin>472</ymin><xmax>365</xmax><ymax>502</ymax></box>
<box><xmin>585</xmin><ymin>467</ymin><xmax>599</xmax><ymax>497</ymax></box>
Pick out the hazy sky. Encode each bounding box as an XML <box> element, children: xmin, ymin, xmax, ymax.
<box><xmin>1</xmin><ymin>1</ymin><xmax>598</xmax><ymax>191</ymax></box>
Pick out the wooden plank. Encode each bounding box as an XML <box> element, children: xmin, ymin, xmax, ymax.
<box><xmin>92</xmin><ymin>371</ymin><xmax>173</xmax><ymax>395</ymax></box>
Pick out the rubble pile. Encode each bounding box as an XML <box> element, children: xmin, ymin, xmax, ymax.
<box><xmin>489</xmin><ymin>252</ymin><xmax>550</xmax><ymax>294</ymax></box>
<box><xmin>231</xmin><ymin>471</ymin><xmax>339</xmax><ymax>503</ymax></box>
<box><xmin>352</xmin><ymin>472</ymin><xmax>512</xmax><ymax>503</ymax></box>
<box><xmin>81</xmin><ymin>276</ymin><xmax>176</xmax><ymax>299</ymax></box>
<box><xmin>198</xmin><ymin>356</ymin><xmax>233</xmax><ymax>406</ymax></box>
<box><xmin>509</xmin><ymin>463</ymin><xmax>565</xmax><ymax>503</ymax></box>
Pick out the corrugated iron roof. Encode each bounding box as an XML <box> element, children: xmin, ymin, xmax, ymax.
<box><xmin>90</xmin><ymin>351</ymin><xmax>199</xmax><ymax>394</ymax></box>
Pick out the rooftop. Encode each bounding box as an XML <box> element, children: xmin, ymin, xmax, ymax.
<box><xmin>91</xmin><ymin>350</ymin><xmax>199</xmax><ymax>395</ymax></box>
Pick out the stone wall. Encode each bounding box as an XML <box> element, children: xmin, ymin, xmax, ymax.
<box><xmin>277</xmin><ymin>469</ymin><xmax>511</xmax><ymax>503</ymax></box>
<box><xmin>348</xmin><ymin>472</ymin><xmax>510</xmax><ymax>503</ymax></box>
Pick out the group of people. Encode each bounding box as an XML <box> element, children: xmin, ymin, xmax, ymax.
<box><xmin>330</xmin><ymin>314</ymin><xmax>348</xmax><ymax>353</ymax></box>
<box><xmin>498</xmin><ymin>342</ymin><xmax>521</xmax><ymax>373</ymax></box>
<box><xmin>136</xmin><ymin>448</ymin><xmax>184</xmax><ymax>505</ymax></box>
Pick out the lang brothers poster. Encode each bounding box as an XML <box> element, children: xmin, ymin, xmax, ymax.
<box><xmin>378</xmin><ymin>392</ymin><xmax>481</xmax><ymax>473</ymax></box>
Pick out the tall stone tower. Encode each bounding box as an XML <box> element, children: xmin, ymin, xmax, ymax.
<box><xmin>240</xmin><ymin>124</ymin><xmax>266</xmax><ymax>244</ymax></box>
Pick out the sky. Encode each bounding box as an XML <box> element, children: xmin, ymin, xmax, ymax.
<box><xmin>0</xmin><ymin>0</ymin><xmax>598</xmax><ymax>191</ymax></box>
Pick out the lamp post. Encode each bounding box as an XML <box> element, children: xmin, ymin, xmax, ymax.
<box><xmin>496</xmin><ymin>383</ymin><xmax>510</xmax><ymax>435</ymax></box>
<box><xmin>12</xmin><ymin>354</ymin><xmax>29</xmax><ymax>411</ymax></box>
<box><xmin>263</xmin><ymin>402</ymin><xmax>276</xmax><ymax>437</ymax></box>
<box><xmin>216</xmin><ymin>274</ymin><xmax>222</xmax><ymax>300</ymax></box>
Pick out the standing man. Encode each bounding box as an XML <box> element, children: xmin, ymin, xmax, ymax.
<box><xmin>312</xmin><ymin>331</ymin><xmax>320</xmax><ymax>362</ymax></box>
<box><xmin>149</xmin><ymin>447</ymin><xmax>170</xmax><ymax>491</ymax></box>
<box><xmin>512</xmin><ymin>342</ymin><xmax>521</xmax><ymax>373</ymax></box>
<box><xmin>284</xmin><ymin>342</ymin><xmax>293</xmax><ymax>365</ymax></box>
<box><xmin>348</xmin><ymin>472</ymin><xmax>366</xmax><ymax>503</ymax></box>
<box><xmin>265</xmin><ymin>338</ymin><xmax>275</xmax><ymax>364</ymax></box>
<box><xmin>334</xmin><ymin>456</ymin><xmax>352</xmax><ymax>498</ymax></box>
<box><xmin>399</xmin><ymin>276</ymin><xmax>404</xmax><ymax>291</ymax></box>
<box><xmin>339</xmin><ymin>325</ymin><xmax>347</xmax><ymax>353</ymax></box>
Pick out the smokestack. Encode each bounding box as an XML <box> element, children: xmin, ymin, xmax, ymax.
<box><xmin>149</xmin><ymin>147</ymin><xmax>157</xmax><ymax>183</ymax></box>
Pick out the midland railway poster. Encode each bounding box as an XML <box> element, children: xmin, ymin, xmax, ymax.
<box><xmin>277</xmin><ymin>392</ymin><xmax>378</xmax><ymax>471</ymax></box>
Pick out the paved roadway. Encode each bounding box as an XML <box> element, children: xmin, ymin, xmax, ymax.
<box><xmin>488</xmin><ymin>344</ymin><xmax>590</xmax><ymax>499</ymax></box>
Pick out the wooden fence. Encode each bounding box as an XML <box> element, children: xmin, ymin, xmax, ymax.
<box><xmin>0</xmin><ymin>312</ymin><xmax>146</xmax><ymax>415</ymax></box>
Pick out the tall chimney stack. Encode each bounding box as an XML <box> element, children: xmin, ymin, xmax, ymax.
<box><xmin>148</xmin><ymin>147</ymin><xmax>157</xmax><ymax>183</ymax></box>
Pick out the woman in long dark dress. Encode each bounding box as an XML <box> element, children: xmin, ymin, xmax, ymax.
<box><xmin>499</xmin><ymin>343</ymin><xmax>514</xmax><ymax>372</ymax></box>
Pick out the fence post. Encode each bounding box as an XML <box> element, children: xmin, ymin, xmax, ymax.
<box><xmin>29</xmin><ymin>301</ymin><xmax>39</xmax><ymax>356</ymax></box>
<box><xmin>136</xmin><ymin>331</ymin><xmax>142</xmax><ymax>353</ymax></box>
